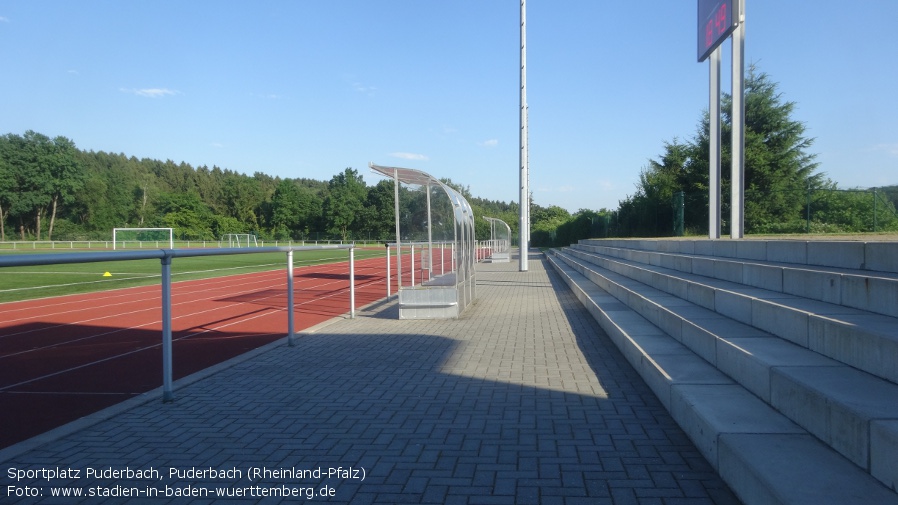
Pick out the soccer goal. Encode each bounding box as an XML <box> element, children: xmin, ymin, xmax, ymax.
<box><xmin>113</xmin><ymin>228</ymin><xmax>174</xmax><ymax>250</ymax></box>
<box><xmin>222</xmin><ymin>233</ymin><xmax>259</xmax><ymax>248</ymax></box>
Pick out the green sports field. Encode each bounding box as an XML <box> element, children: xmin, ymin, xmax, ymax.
<box><xmin>0</xmin><ymin>248</ymin><xmax>386</xmax><ymax>304</ymax></box>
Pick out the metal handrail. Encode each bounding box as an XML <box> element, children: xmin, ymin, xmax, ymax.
<box><xmin>0</xmin><ymin>244</ymin><xmax>356</xmax><ymax>401</ymax></box>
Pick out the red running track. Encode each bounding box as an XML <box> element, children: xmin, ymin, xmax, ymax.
<box><xmin>0</xmin><ymin>255</ymin><xmax>403</xmax><ymax>449</ymax></box>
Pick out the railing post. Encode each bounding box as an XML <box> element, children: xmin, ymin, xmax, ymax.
<box><xmin>386</xmin><ymin>243</ymin><xmax>391</xmax><ymax>298</ymax></box>
<box><xmin>349</xmin><ymin>247</ymin><xmax>356</xmax><ymax>319</ymax></box>
<box><xmin>161</xmin><ymin>254</ymin><xmax>174</xmax><ymax>402</ymax></box>
<box><xmin>287</xmin><ymin>250</ymin><xmax>296</xmax><ymax>346</ymax></box>
<box><xmin>410</xmin><ymin>244</ymin><xmax>415</xmax><ymax>287</ymax></box>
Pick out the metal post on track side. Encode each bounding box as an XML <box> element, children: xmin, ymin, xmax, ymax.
<box><xmin>349</xmin><ymin>247</ymin><xmax>356</xmax><ymax>319</ymax></box>
<box><xmin>161</xmin><ymin>255</ymin><xmax>174</xmax><ymax>402</ymax></box>
<box><xmin>386</xmin><ymin>243</ymin><xmax>391</xmax><ymax>298</ymax></box>
<box><xmin>287</xmin><ymin>250</ymin><xmax>296</xmax><ymax>346</ymax></box>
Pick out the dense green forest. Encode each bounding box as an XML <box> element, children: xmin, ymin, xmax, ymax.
<box><xmin>0</xmin><ymin>130</ymin><xmax>534</xmax><ymax>243</ymax></box>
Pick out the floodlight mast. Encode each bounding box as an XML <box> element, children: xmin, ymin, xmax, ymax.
<box><xmin>519</xmin><ymin>0</ymin><xmax>529</xmax><ymax>271</ymax></box>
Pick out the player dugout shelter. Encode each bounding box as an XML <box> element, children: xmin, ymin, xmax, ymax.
<box><xmin>370</xmin><ymin>163</ymin><xmax>476</xmax><ymax>319</ymax></box>
<box><xmin>482</xmin><ymin>216</ymin><xmax>511</xmax><ymax>263</ymax></box>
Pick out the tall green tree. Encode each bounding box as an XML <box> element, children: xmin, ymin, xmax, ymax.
<box><xmin>45</xmin><ymin>136</ymin><xmax>85</xmax><ymax>240</ymax></box>
<box><xmin>0</xmin><ymin>141</ymin><xmax>15</xmax><ymax>240</ymax></box>
<box><xmin>2</xmin><ymin>131</ymin><xmax>53</xmax><ymax>239</ymax></box>
<box><xmin>323</xmin><ymin>168</ymin><xmax>367</xmax><ymax>241</ymax></box>
<box><xmin>621</xmin><ymin>64</ymin><xmax>821</xmax><ymax>236</ymax></box>
<box><xmin>268</xmin><ymin>179</ymin><xmax>322</xmax><ymax>239</ymax></box>
<box><xmin>728</xmin><ymin>65</ymin><xmax>821</xmax><ymax>232</ymax></box>
<box><xmin>359</xmin><ymin>179</ymin><xmax>395</xmax><ymax>240</ymax></box>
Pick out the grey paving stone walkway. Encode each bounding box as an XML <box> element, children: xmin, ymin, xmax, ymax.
<box><xmin>2</xmin><ymin>253</ymin><xmax>740</xmax><ymax>504</ymax></box>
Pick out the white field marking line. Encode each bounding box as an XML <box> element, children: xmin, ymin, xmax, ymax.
<box><xmin>2</xmin><ymin>271</ymin><xmax>148</xmax><ymax>275</ymax></box>
<box><xmin>0</xmin><ymin>266</ymin><xmax>370</xmax><ymax>357</ymax></box>
<box><xmin>0</xmin><ymin>275</ymin><xmax>158</xmax><ymax>294</ymax></box>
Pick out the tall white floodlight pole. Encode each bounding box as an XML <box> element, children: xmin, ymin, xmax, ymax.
<box><xmin>519</xmin><ymin>0</ymin><xmax>529</xmax><ymax>271</ymax></box>
<box><xmin>709</xmin><ymin>47</ymin><xmax>721</xmax><ymax>239</ymax></box>
<box><xmin>731</xmin><ymin>0</ymin><xmax>745</xmax><ymax>238</ymax></box>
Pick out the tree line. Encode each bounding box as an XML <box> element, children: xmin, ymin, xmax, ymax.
<box><xmin>0</xmin><ymin>132</ymin><xmax>541</xmax><ymax>243</ymax></box>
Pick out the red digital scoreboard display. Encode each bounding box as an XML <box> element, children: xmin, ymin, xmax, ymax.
<box><xmin>698</xmin><ymin>0</ymin><xmax>738</xmax><ymax>62</ymax></box>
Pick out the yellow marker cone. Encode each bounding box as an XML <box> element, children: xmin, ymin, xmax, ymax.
<box><xmin>103</xmin><ymin>272</ymin><xmax>112</xmax><ymax>277</ymax></box>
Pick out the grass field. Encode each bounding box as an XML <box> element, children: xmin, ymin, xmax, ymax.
<box><xmin>0</xmin><ymin>248</ymin><xmax>386</xmax><ymax>304</ymax></box>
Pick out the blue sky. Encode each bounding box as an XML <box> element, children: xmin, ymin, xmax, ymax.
<box><xmin>1</xmin><ymin>1</ymin><xmax>896</xmax><ymax>213</ymax></box>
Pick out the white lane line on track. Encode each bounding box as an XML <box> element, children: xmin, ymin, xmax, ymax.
<box><xmin>0</xmin><ymin>262</ymin><xmax>388</xmax><ymax>363</ymax></box>
<box><xmin>0</xmin><ymin>272</ymin><xmax>391</xmax><ymax>391</ymax></box>
<box><xmin>0</xmin><ymin>266</ymin><xmax>389</xmax><ymax>391</ymax></box>
<box><xmin>0</xmin><ymin>255</ymin><xmax>370</xmax><ymax>318</ymax></box>
<box><xmin>0</xmin><ymin>272</ymin><xmax>350</xmax><ymax>344</ymax></box>
<box><xmin>0</xmin><ymin>256</ymin><xmax>363</xmax><ymax>327</ymax></box>
<box><xmin>0</xmin><ymin>254</ymin><xmax>368</xmax><ymax>299</ymax></box>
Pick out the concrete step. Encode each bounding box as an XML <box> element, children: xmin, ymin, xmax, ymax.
<box><xmin>566</xmin><ymin>245</ymin><xmax>898</xmax><ymax>386</ymax></box>
<box><xmin>575</xmin><ymin>240</ymin><xmax>898</xmax><ymax>319</ymax></box>
<box><xmin>580</xmin><ymin>238</ymin><xmax>898</xmax><ymax>274</ymax></box>
<box><xmin>546</xmin><ymin>251</ymin><xmax>898</xmax><ymax>504</ymax></box>
<box><xmin>557</xmin><ymin>246</ymin><xmax>898</xmax><ymax>484</ymax></box>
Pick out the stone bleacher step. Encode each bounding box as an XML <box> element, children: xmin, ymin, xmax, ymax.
<box><xmin>557</xmin><ymin>247</ymin><xmax>898</xmax><ymax>489</ymax></box>
<box><xmin>576</xmin><ymin>239</ymin><xmax>898</xmax><ymax>319</ymax></box>
<box><xmin>566</xmin><ymin>244</ymin><xmax>898</xmax><ymax>387</ymax></box>
<box><xmin>546</xmin><ymin>250</ymin><xmax>898</xmax><ymax>504</ymax></box>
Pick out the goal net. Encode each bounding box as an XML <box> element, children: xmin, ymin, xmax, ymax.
<box><xmin>222</xmin><ymin>233</ymin><xmax>259</xmax><ymax>248</ymax></box>
<box><xmin>112</xmin><ymin>228</ymin><xmax>174</xmax><ymax>249</ymax></box>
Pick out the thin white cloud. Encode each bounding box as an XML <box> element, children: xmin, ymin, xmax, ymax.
<box><xmin>121</xmin><ymin>88</ymin><xmax>181</xmax><ymax>98</ymax></box>
<box><xmin>210</xmin><ymin>142</ymin><xmax>224</xmax><ymax>148</ymax></box>
<box><xmin>596</xmin><ymin>179</ymin><xmax>614</xmax><ymax>191</ymax></box>
<box><xmin>0</xmin><ymin>16</ymin><xmax>10</xmax><ymax>23</ymax></box>
<box><xmin>390</xmin><ymin>152</ymin><xmax>429</xmax><ymax>161</ymax></box>
<box><xmin>872</xmin><ymin>143</ymin><xmax>898</xmax><ymax>157</ymax></box>
<box><xmin>478</xmin><ymin>139</ymin><xmax>499</xmax><ymax>147</ymax></box>
<box><xmin>352</xmin><ymin>82</ymin><xmax>376</xmax><ymax>96</ymax></box>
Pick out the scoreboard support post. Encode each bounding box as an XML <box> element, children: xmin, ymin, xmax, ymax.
<box><xmin>731</xmin><ymin>3</ymin><xmax>745</xmax><ymax>238</ymax></box>
<box><xmin>709</xmin><ymin>47</ymin><xmax>721</xmax><ymax>239</ymax></box>
<box><xmin>698</xmin><ymin>0</ymin><xmax>744</xmax><ymax>238</ymax></box>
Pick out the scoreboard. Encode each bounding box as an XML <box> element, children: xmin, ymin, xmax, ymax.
<box><xmin>698</xmin><ymin>0</ymin><xmax>739</xmax><ymax>62</ymax></box>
